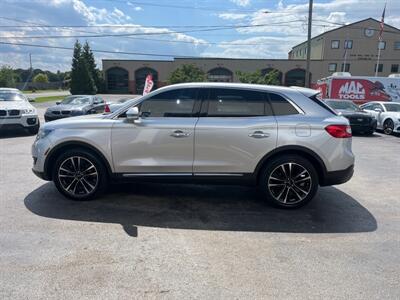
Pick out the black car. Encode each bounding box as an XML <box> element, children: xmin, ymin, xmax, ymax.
<box><xmin>44</xmin><ymin>95</ymin><xmax>105</xmax><ymax>122</ymax></box>
<box><xmin>325</xmin><ymin>99</ymin><xmax>377</xmax><ymax>135</ymax></box>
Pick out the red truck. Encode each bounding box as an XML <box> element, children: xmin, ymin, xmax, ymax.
<box><xmin>313</xmin><ymin>73</ymin><xmax>400</xmax><ymax>105</ymax></box>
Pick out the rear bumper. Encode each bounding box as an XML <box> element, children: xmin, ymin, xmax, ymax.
<box><xmin>320</xmin><ymin>164</ymin><xmax>354</xmax><ymax>186</ymax></box>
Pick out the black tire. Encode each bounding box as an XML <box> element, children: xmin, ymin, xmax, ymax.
<box><xmin>383</xmin><ymin>119</ymin><xmax>394</xmax><ymax>135</ymax></box>
<box><xmin>27</xmin><ymin>122</ymin><xmax>40</xmax><ymax>135</ymax></box>
<box><xmin>52</xmin><ymin>148</ymin><xmax>108</xmax><ymax>201</ymax></box>
<box><xmin>259</xmin><ymin>154</ymin><xmax>319</xmax><ymax>209</ymax></box>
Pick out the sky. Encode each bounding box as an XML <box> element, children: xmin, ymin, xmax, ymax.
<box><xmin>1</xmin><ymin>0</ymin><xmax>399</xmax><ymax>72</ymax></box>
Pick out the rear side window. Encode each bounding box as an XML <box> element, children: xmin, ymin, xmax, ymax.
<box><xmin>268</xmin><ymin>93</ymin><xmax>299</xmax><ymax>116</ymax></box>
<box><xmin>206</xmin><ymin>88</ymin><xmax>271</xmax><ymax>117</ymax></box>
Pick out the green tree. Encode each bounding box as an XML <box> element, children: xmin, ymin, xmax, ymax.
<box><xmin>169</xmin><ymin>64</ymin><xmax>206</xmax><ymax>84</ymax></box>
<box><xmin>33</xmin><ymin>73</ymin><xmax>49</xmax><ymax>83</ymax></box>
<box><xmin>236</xmin><ymin>69</ymin><xmax>280</xmax><ymax>85</ymax></box>
<box><xmin>70</xmin><ymin>40</ymin><xmax>96</xmax><ymax>95</ymax></box>
<box><xmin>82</xmin><ymin>41</ymin><xmax>102</xmax><ymax>92</ymax></box>
<box><xmin>0</xmin><ymin>66</ymin><xmax>16</xmax><ymax>87</ymax></box>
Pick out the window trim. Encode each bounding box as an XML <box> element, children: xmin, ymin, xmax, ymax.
<box><xmin>378</xmin><ymin>41</ymin><xmax>386</xmax><ymax>50</ymax></box>
<box><xmin>344</xmin><ymin>40</ymin><xmax>353</xmax><ymax>49</ymax></box>
<box><xmin>331</xmin><ymin>40</ymin><xmax>340</xmax><ymax>49</ymax></box>
<box><xmin>266</xmin><ymin>92</ymin><xmax>304</xmax><ymax>116</ymax></box>
<box><xmin>328</xmin><ymin>63</ymin><xmax>337</xmax><ymax>72</ymax></box>
<box><xmin>394</xmin><ymin>41</ymin><xmax>400</xmax><ymax>50</ymax></box>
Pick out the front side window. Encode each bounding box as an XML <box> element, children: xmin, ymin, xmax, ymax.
<box><xmin>268</xmin><ymin>93</ymin><xmax>299</xmax><ymax>116</ymax></box>
<box><xmin>206</xmin><ymin>88</ymin><xmax>269</xmax><ymax>117</ymax></box>
<box><xmin>331</xmin><ymin>40</ymin><xmax>340</xmax><ymax>49</ymax></box>
<box><xmin>140</xmin><ymin>88</ymin><xmax>197</xmax><ymax>117</ymax></box>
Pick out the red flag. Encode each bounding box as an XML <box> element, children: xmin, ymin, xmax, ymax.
<box><xmin>379</xmin><ymin>3</ymin><xmax>386</xmax><ymax>40</ymax></box>
<box><xmin>143</xmin><ymin>74</ymin><xmax>154</xmax><ymax>95</ymax></box>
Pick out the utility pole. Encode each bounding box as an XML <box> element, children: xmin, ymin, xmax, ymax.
<box><xmin>305</xmin><ymin>0</ymin><xmax>313</xmax><ymax>88</ymax></box>
<box><xmin>22</xmin><ymin>53</ymin><xmax>33</xmax><ymax>91</ymax></box>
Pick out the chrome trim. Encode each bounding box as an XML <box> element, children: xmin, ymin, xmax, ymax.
<box><xmin>194</xmin><ymin>173</ymin><xmax>244</xmax><ymax>177</ymax></box>
<box><xmin>122</xmin><ymin>173</ymin><xmax>192</xmax><ymax>177</ymax></box>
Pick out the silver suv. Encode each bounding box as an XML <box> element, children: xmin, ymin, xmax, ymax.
<box><xmin>32</xmin><ymin>83</ymin><xmax>354</xmax><ymax>208</ymax></box>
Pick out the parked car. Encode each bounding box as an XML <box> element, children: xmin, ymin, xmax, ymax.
<box><xmin>0</xmin><ymin>88</ymin><xmax>39</xmax><ymax>134</ymax></box>
<box><xmin>360</xmin><ymin>101</ymin><xmax>400</xmax><ymax>135</ymax></box>
<box><xmin>32</xmin><ymin>83</ymin><xmax>354</xmax><ymax>208</ymax></box>
<box><xmin>44</xmin><ymin>95</ymin><xmax>105</xmax><ymax>122</ymax></box>
<box><xmin>324</xmin><ymin>99</ymin><xmax>377</xmax><ymax>135</ymax></box>
<box><xmin>108</xmin><ymin>97</ymin><xmax>133</xmax><ymax>113</ymax></box>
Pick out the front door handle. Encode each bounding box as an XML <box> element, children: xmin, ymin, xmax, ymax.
<box><xmin>171</xmin><ymin>130</ymin><xmax>191</xmax><ymax>138</ymax></box>
<box><xmin>249</xmin><ymin>131</ymin><xmax>270</xmax><ymax>138</ymax></box>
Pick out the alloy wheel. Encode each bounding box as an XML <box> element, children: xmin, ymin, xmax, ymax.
<box><xmin>383</xmin><ymin>120</ymin><xmax>394</xmax><ymax>135</ymax></box>
<box><xmin>267</xmin><ymin>162</ymin><xmax>312</xmax><ymax>205</ymax></box>
<box><xmin>58</xmin><ymin>156</ymin><xmax>98</xmax><ymax>196</ymax></box>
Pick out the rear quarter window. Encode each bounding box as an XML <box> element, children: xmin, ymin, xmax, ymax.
<box><xmin>267</xmin><ymin>93</ymin><xmax>299</xmax><ymax>116</ymax></box>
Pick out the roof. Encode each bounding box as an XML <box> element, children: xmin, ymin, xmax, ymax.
<box><xmin>291</xmin><ymin>18</ymin><xmax>400</xmax><ymax>50</ymax></box>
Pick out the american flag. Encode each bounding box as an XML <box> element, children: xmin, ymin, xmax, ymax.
<box><xmin>379</xmin><ymin>3</ymin><xmax>386</xmax><ymax>41</ymax></box>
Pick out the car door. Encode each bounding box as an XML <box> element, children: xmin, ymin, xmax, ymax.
<box><xmin>193</xmin><ymin>88</ymin><xmax>277</xmax><ymax>175</ymax></box>
<box><xmin>111</xmin><ymin>88</ymin><xmax>199</xmax><ymax>174</ymax></box>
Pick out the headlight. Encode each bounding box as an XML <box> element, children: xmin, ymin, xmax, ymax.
<box><xmin>35</xmin><ymin>128</ymin><xmax>53</xmax><ymax>141</ymax></box>
<box><xmin>22</xmin><ymin>108</ymin><xmax>36</xmax><ymax>114</ymax></box>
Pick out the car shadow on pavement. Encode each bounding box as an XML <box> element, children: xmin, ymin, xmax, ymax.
<box><xmin>24</xmin><ymin>182</ymin><xmax>377</xmax><ymax>237</ymax></box>
<box><xmin>0</xmin><ymin>129</ymin><xmax>34</xmax><ymax>139</ymax></box>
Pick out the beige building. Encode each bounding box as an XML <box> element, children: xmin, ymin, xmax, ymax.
<box><xmin>102</xmin><ymin>18</ymin><xmax>400</xmax><ymax>94</ymax></box>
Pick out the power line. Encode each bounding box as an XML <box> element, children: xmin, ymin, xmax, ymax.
<box><xmin>2</xmin><ymin>41</ymin><xmax>399</xmax><ymax>61</ymax></box>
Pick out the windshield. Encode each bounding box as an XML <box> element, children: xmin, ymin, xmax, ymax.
<box><xmin>384</xmin><ymin>103</ymin><xmax>400</xmax><ymax>112</ymax></box>
<box><xmin>61</xmin><ymin>96</ymin><xmax>92</xmax><ymax>105</ymax></box>
<box><xmin>0</xmin><ymin>92</ymin><xmax>26</xmax><ymax>101</ymax></box>
<box><xmin>326</xmin><ymin>100</ymin><xmax>360</xmax><ymax>111</ymax></box>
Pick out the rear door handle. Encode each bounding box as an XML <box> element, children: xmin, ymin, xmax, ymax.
<box><xmin>171</xmin><ymin>130</ymin><xmax>191</xmax><ymax>138</ymax></box>
<box><xmin>249</xmin><ymin>131</ymin><xmax>270</xmax><ymax>138</ymax></box>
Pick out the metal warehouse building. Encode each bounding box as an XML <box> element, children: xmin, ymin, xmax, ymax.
<box><xmin>102</xmin><ymin>18</ymin><xmax>400</xmax><ymax>94</ymax></box>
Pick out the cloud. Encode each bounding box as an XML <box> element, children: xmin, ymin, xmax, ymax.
<box><xmin>218</xmin><ymin>13</ymin><xmax>248</xmax><ymax>20</ymax></box>
<box><xmin>230</xmin><ymin>0</ymin><xmax>251</xmax><ymax>7</ymax></box>
<box><xmin>0</xmin><ymin>0</ymin><xmax>208</xmax><ymax>71</ymax></box>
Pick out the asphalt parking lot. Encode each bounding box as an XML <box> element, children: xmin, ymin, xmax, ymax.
<box><xmin>1</xmin><ymin>103</ymin><xmax>400</xmax><ymax>299</ymax></box>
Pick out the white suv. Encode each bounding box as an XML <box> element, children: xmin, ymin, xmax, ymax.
<box><xmin>32</xmin><ymin>83</ymin><xmax>354</xmax><ymax>208</ymax></box>
<box><xmin>0</xmin><ymin>88</ymin><xmax>39</xmax><ymax>134</ymax></box>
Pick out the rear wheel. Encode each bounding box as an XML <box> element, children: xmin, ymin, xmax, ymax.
<box><xmin>259</xmin><ymin>155</ymin><xmax>319</xmax><ymax>208</ymax></box>
<box><xmin>383</xmin><ymin>119</ymin><xmax>394</xmax><ymax>135</ymax></box>
<box><xmin>52</xmin><ymin>149</ymin><xmax>108</xmax><ymax>200</ymax></box>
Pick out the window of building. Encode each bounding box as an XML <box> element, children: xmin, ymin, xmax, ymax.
<box><xmin>374</xmin><ymin>64</ymin><xmax>383</xmax><ymax>72</ymax></box>
<box><xmin>140</xmin><ymin>88</ymin><xmax>197</xmax><ymax>117</ymax></box>
<box><xmin>206</xmin><ymin>88</ymin><xmax>270</xmax><ymax>117</ymax></box>
<box><xmin>328</xmin><ymin>63</ymin><xmax>337</xmax><ymax>72</ymax></box>
<box><xmin>331</xmin><ymin>40</ymin><xmax>340</xmax><ymax>49</ymax></box>
<box><xmin>391</xmin><ymin>64</ymin><xmax>399</xmax><ymax>73</ymax></box>
<box><xmin>344</xmin><ymin>40</ymin><xmax>353</xmax><ymax>49</ymax></box>
<box><xmin>341</xmin><ymin>63</ymin><xmax>350</xmax><ymax>72</ymax></box>
<box><xmin>268</xmin><ymin>93</ymin><xmax>299</xmax><ymax>116</ymax></box>
<box><xmin>378</xmin><ymin>41</ymin><xmax>386</xmax><ymax>50</ymax></box>
<box><xmin>394</xmin><ymin>42</ymin><xmax>400</xmax><ymax>50</ymax></box>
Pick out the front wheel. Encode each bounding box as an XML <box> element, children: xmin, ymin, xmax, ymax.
<box><xmin>259</xmin><ymin>155</ymin><xmax>319</xmax><ymax>209</ymax></box>
<box><xmin>52</xmin><ymin>149</ymin><xmax>108</xmax><ymax>200</ymax></box>
<box><xmin>383</xmin><ymin>119</ymin><xmax>394</xmax><ymax>135</ymax></box>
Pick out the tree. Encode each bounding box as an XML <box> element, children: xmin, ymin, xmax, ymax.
<box><xmin>0</xmin><ymin>66</ymin><xmax>16</xmax><ymax>87</ymax></box>
<box><xmin>169</xmin><ymin>64</ymin><xmax>206</xmax><ymax>84</ymax></box>
<box><xmin>70</xmin><ymin>40</ymin><xmax>96</xmax><ymax>95</ymax></box>
<box><xmin>82</xmin><ymin>41</ymin><xmax>102</xmax><ymax>92</ymax></box>
<box><xmin>236</xmin><ymin>69</ymin><xmax>281</xmax><ymax>85</ymax></box>
<box><xmin>33</xmin><ymin>73</ymin><xmax>49</xmax><ymax>83</ymax></box>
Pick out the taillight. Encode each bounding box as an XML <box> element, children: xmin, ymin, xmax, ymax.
<box><xmin>104</xmin><ymin>104</ymin><xmax>110</xmax><ymax>113</ymax></box>
<box><xmin>325</xmin><ymin>125</ymin><xmax>352</xmax><ymax>138</ymax></box>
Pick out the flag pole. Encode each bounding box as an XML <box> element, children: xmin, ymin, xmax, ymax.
<box><xmin>375</xmin><ymin>2</ymin><xmax>386</xmax><ymax>77</ymax></box>
<box><xmin>375</xmin><ymin>46</ymin><xmax>382</xmax><ymax>77</ymax></box>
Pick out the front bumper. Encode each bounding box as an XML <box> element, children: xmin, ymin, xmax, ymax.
<box><xmin>45</xmin><ymin>112</ymin><xmax>84</xmax><ymax>122</ymax></box>
<box><xmin>320</xmin><ymin>165</ymin><xmax>354</xmax><ymax>186</ymax></box>
<box><xmin>0</xmin><ymin>114</ymin><xmax>39</xmax><ymax>128</ymax></box>
<box><xmin>31</xmin><ymin>135</ymin><xmax>53</xmax><ymax>180</ymax></box>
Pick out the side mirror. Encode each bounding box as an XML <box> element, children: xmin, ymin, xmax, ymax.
<box><xmin>56</xmin><ymin>101</ymin><xmax>61</xmax><ymax>105</ymax></box>
<box><xmin>126</xmin><ymin>107</ymin><xmax>140</xmax><ymax>122</ymax></box>
<box><xmin>374</xmin><ymin>108</ymin><xmax>382</xmax><ymax>113</ymax></box>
